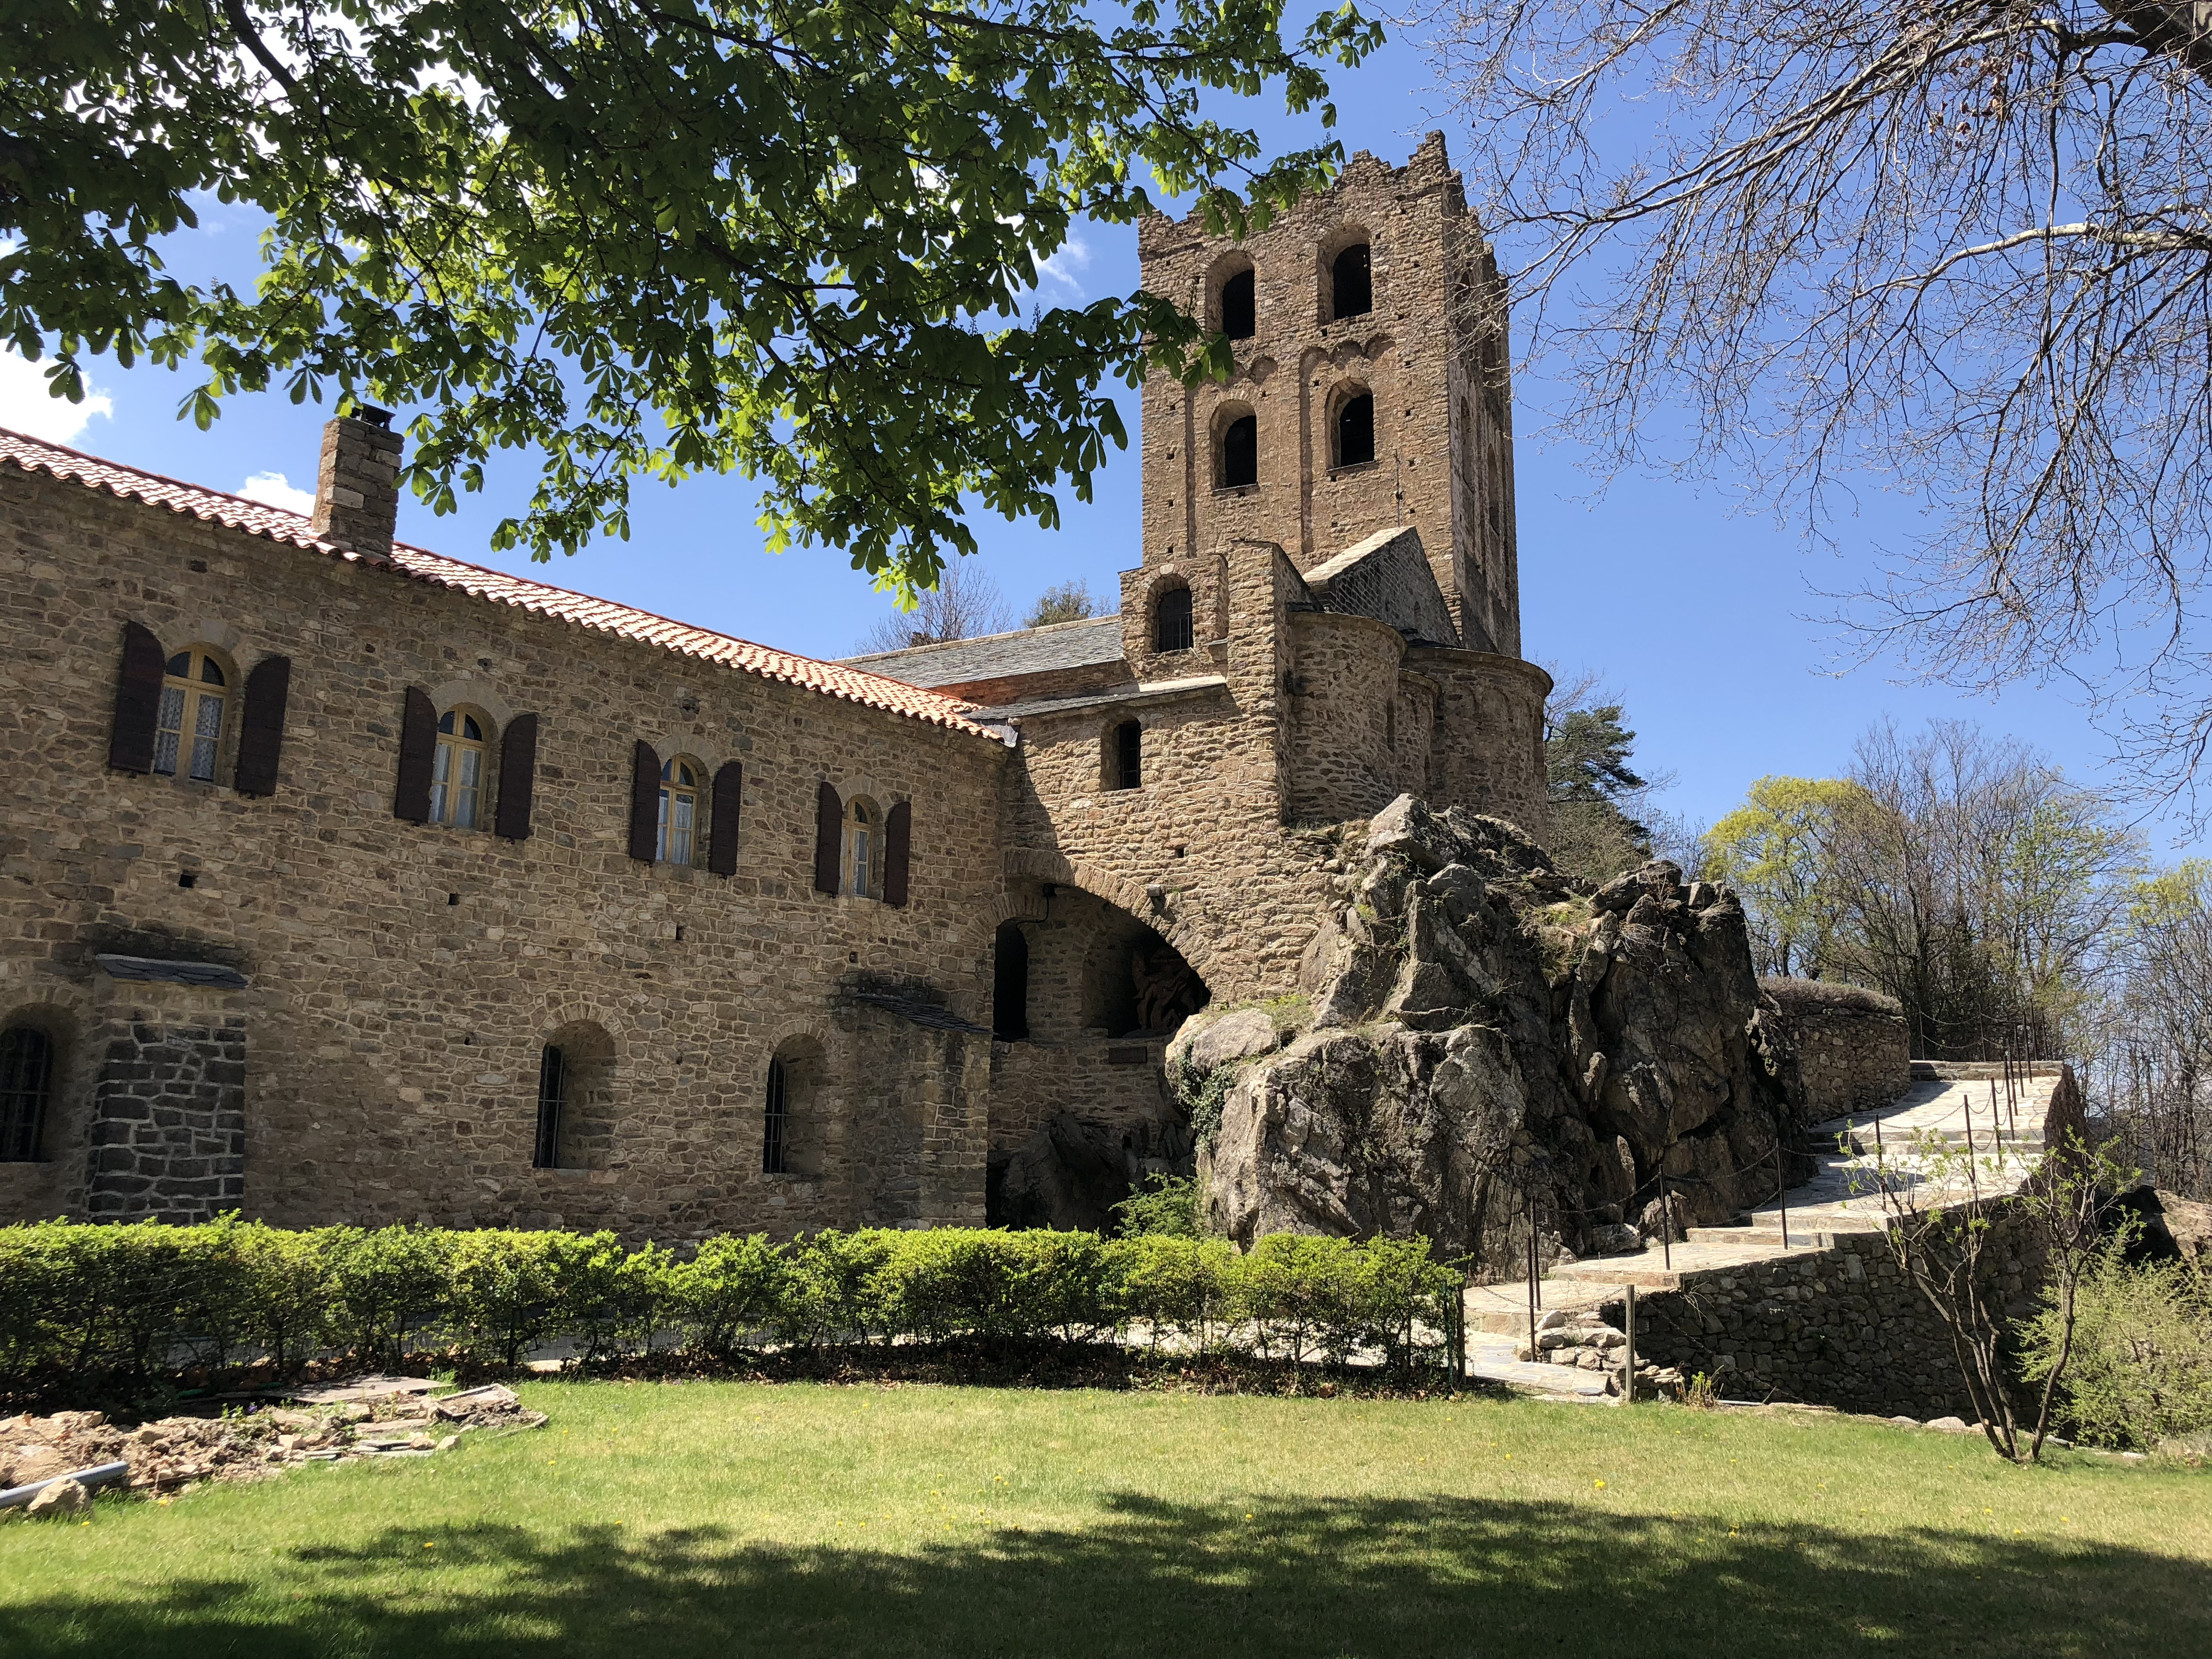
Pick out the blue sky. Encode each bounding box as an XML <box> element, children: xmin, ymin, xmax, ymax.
<box><xmin>4</xmin><ymin>25</ymin><xmax>2190</xmax><ymax>859</ymax></box>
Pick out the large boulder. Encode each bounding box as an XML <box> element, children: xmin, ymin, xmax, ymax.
<box><xmin>1199</xmin><ymin>797</ymin><xmax>1809</xmax><ymax>1272</ymax></box>
<box><xmin>1166</xmin><ymin>1007</ymin><xmax>1282</xmax><ymax>1074</ymax></box>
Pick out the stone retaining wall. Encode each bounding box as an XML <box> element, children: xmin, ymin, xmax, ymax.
<box><xmin>1761</xmin><ymin>980</ymin><xmax>1911</xmax><ymax>1122</ymax></box>
<box><xmin>1609</xmin><ymin>1206</ymin><xmax>2047</xmax><ymax>1418</ymax></box>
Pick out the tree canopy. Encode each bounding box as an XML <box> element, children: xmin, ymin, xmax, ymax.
<box><xmin>1426</xmin><ymin>0</ymin><xmax>2212</xmax><ymax>801</ymax></box>
<box><xmin>1542</xmin><ymin>669</ymin><xmax>1669</xmax><ymax>881</ymax></box>
<box><xmin>1702</xmin><ymin>722</ymin><xmax>2142</xmax><ymax>1056</ymax></box>
<box><xmin>2</xmin><ymin>0</ymin><xmax>1379</xmax><ymax>595</ymax></box>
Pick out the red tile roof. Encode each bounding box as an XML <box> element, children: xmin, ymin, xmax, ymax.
<box><xmin>0</xmin><ymin>425</ymin><xmax>1000</xmax><ymax>739</ymax></box>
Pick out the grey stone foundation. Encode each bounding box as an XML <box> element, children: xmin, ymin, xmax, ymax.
<box><xmin>86</xmin><ymin>1017</ymin><xmax>247</xmax><ymax>1221</ymax></box>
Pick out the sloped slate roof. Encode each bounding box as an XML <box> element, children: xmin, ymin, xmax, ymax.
<box><xmin>841</xmin><ymin>614</ymin><xmax>1126</xmax><ymax>688</ymax></box>
<box><xmin>0</xmin><ymin>426</ymin><xmax>998</xmax><ymax>740</ymax></box>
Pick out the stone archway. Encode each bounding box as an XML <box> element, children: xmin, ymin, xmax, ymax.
<box><xmin>982</xmin><ymin>865</ymin><xmax>1211</xmax><ymax>1232</ymax></box>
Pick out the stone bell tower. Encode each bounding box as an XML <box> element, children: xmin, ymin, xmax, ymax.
<box><xmin>1133</xmin><ymin>133</ymin><xmax>1521</xmax><ymax>656</ymax></box>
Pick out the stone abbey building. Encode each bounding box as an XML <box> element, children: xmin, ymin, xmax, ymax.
<box><xmin>0</xmin><ymin>136</ymin><xmax>1551</xmax><ymax>1238</ymax></box>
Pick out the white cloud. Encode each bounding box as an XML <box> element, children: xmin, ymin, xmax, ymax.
<box><xmin>0</xmin><ymin>348</ymin><xmax>114</xmax><ymax>445</ymax></box>
<box><xmin>239</xmin><ymin>471</ymin><xmax>317</xmax><ymax>514</ymax></box>
<box><xmin>1036</xmin><ymin>234</ymin><xmax>1092</xmax><ymax>293</ymax></box>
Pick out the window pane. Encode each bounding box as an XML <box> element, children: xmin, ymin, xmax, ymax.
<box><xmin>199</xmin><ymin>657</ymin><xmax>225</xmax><ymax>686</ymax></box>
<box><xmin>430</xmin><ymin>738</ymin><xmax>452</xmax><ymax>823</ymax></box>
<box><xmin>763</xmin><ymin>1057</ymin><xmax>788</xmax><ymax>1175</ymax></box>
<box><xmin>455</xmin><ymin>747</ymin><xmax>480</xmax><ymax>829</ymax></box>
<box><xmin>189</xmin><ymin>690</ymin><xmax>223</xmax><ymax>782</ymax></box>
<box><xmin>166</xmin><ymin>653</ymin><xmax>190</xmax><ymax>677</ymax></box>
<box><xmin>153</xmin><ymin>686</ymin><xmax>185</xmax><ymax>776</ymax></box>
<box><xmin>439</xmin><ymin>711</ymin><xmax>455</xmax><ymax>734</ymax></box>
<box><xmin>671</xmin><ymin>794</ymin><xmax>694</xmax><ymax>867</ymax></box>
<box><xmin>851</xmin><ymin>828</ymin><xmax>870</xmax><ymax>896</ymax></box>
<box><xmin>0</xmin><ymin>1026</ymin><xmax>54</xmax><ymax>1162</ymax></box>
<box><xmin>463</xmin><ymin>716</ymin><xmax>482</xmax><ymax>740</ymax></box>
<box><xmin>656</xmin><ymin>787</ymin><xmax>671</xmax><ymax>862</ymax></box>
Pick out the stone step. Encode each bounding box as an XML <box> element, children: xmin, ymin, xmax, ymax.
<box><xmin>1549</xmin><ymin>1258</ymin><xmax>1683</xmax><ymax>1290</ymax></box>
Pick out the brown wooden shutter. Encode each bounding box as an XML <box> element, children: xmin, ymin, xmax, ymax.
<box><xmin>394</xmin><ymin>687</ymin><xmax>437</xmax><ymax>821</ymax></box>
<box><xmin>813</xmin><ymin>781</ymin><xmax>843</xmax><ymax>895</ymax></box>
<box><xmin>108</xmin><ymin>621</ymin><xmax>165</xmax><ymax>773</ymax></box>
<box><xmin>708</xmin><ymin>761</ymin><xmax>743</xmax><ymax>877</ymax></box>
<box><xmin>884</xmin><ymin>799</ymin><xmax>912</xmax><ymax>907</ymax></box>
<box><xmin>628</xmin><ymin>739</ymin><xmax>660</xmax><ymax>863</ymax></box>
<box><xmin>495</xmin><ymin>713</ymin><xmax>539</xmax><ymax>841</ymax></box>
<box><xmin>231</xmin><ymin>655</ymin><xmax>291</xmax><ymax>797</ymax></box>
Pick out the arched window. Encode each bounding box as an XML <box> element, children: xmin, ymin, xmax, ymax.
<box><xmin>154</xmin><ymin>647</ymin><xmax>228</xmax><ymax>782</ymax></box>
<box><xmin>533</xmin><ymin>1044</ymin><xmax>565</xmax><ymax>1170</ymax></box>
<box><xmin>1335</xmin><ymin>391</ymin><xmax>1375</xmax><ymax>468</ymax></box>
<box><xmin>763</xmin><ymin>1055</ymin><xmax>790</xmax><ymax>1174</ymax></box>
<box><xmin>1219</xmin><ymin>414</ymin><xmax>1258</xmax><ymax>489</ymax></box>
<box><xmin>993</xmin><ymin>922</ymin><xmax>1031</xmax><ymax>1041</ymax></box>
<box><xmin>659</xmin><ymin>756</ymin><xmax>701</xmax><ymax>865</ymax></box>
<box><xmin>0</xmin><ymin>1025</ymin><xmax>54</xmax><ymax>1162</ymax></box>
<box><xmin>1153</xmin><ymin>585</ymin><xmax>1194</xmax><ymax>653</ymax></box>
<box><xmin>432</xmin><ymin>707</ymin><xmax>491</xmax><ymax>828</ymax></box>
<box><xmin>1108</xmin><ymin>720</ymin><xmax>1142</xmax><ymax>791</ymax></box>
<box><xmin>1331</xmin><ymin>242</ymin><xmax>1372</xmax><ymax>320</ymax></box>
<box><xmin>846</xmin><ymin>798</ymin><xmax>877</xmax><ymax>898</ymax></box>
<box><xmin>1219</xmin><ymin>267</ymin><xmax>1255</xmax><ymax>340</ymax></box>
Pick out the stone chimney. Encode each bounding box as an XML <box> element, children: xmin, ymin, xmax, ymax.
<box><xmin>311</xmin><ymin>405</ymin><xmax>401</xmax><ymax>560</ymax></box>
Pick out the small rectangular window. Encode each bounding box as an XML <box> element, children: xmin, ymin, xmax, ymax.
<box><xmin>1113</xmin><ymin>721</ymin><xmax>1142</xmax><ymax>790</ymax></box>
<box><xmin>0</xmin><ymin>1026</ymin><xmax>54</xmax><ymax>1162</ymax></box>
<box><xmin>763</xmin><ymin>1056</ymin><xmax>789</xmax><ymax>1175</ymax></box>
<box><xmin>534</xmin><ymin>1045</ymin><xmax>565</xmax><ymax>1169</ymax></box>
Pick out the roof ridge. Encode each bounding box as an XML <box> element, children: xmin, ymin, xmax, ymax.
<box><xmin>0</xmin><ymin>424</ymin><xmax>999</xmax><ymax>740</ymax></box>
<box><xmin>842</xmin><ymin>610</ymin><xmax>1123</xmax><ymax>665</ymax></box>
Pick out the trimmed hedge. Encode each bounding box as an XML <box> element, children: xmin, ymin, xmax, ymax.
<box><xmin>0</xmin><ymin>1218</ymin><xmax>1459</xmax><ymax>1391</ymax></box>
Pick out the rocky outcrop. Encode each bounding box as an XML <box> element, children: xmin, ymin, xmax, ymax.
<box><xmin>1198</xmin><ymin>796</ymin><xmax>1809</xmax><ymax>1274</ymax></box>
<box><xmin>988</xmin><ymin>1112</ymin><xmax>1196</xmax><ymax>1233</ymax></box>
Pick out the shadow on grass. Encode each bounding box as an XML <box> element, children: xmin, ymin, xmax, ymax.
<box><xmin>2</xmin><ymin>1491</ymin><xmax>2204</xmax><ymax>1658</ymax></box>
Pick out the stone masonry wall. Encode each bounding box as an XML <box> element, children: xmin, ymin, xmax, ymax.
<box><xmin>0</xmin><ymin>463</ymin><xmax>1011</xmax><ymax>1241</ymax></box>
<box><xmin>1776</xmin><ymin>1004</ymin><xmax>1913</xmax><ymax>1123</ymax></box>
<box><xmin>1285</xmin><ymin>611</ymin><xmax>1406</xmax><ymax>823</ymax></box>
<box><xmin>87</xmin><ymin>1014</ymin><xmax>247</xmax><ymax>1222</ymax></box>
<box><xmin>1009</xmin><ymin>540</ymin><xmax>1339</xmax><ymax>1005</ymax></box>
<box><xmin>1417</xmin><ymin>648</ymin><xmax>1550</xmax><ymax>841</ymax></box>
<box><xmin>1135</xmin><ymin>135</ymin><xmax>1518</xmax><ymax>653</ymax></box>
<box><xmin>1610</xmin><ymin>1207</ymin><xmax>2049</xmax><ymax>1418</ymax></box>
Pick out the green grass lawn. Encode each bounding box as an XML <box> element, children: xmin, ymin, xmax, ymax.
<box><xmin>2</xmin><ymin>1381</ymin><xmax>2205</xmax><ymax>1657</ymax></box>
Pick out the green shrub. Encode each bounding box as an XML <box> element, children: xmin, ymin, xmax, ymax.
<box><xmin>680</xmin><ymin>1233</ymin><xmax>789</xmax><ymax>1357</ymax></box>
<box><xmin>448</xmin><ymin>1229</ymin><xmax>591</xmax><ymax>1368</ymax></box>
<box><xmin>1107</xmin><ymin>1234</ymin><xmax>1240</xmax><ymax>1353</ymax></box>
<box><xmin>326</xmin><ymin>1225</ymin><xmax>453</xmax><ymax>1368</ymax></box>
<box><xmin>781</xmin><ymin>1230</ymin><xmax>898</xmax><ymax>1347</ymax></box>
<box><xmin>1112</xmin><ymin>1174</ymin><xmax>1199</xmax><ymax>1238</ymax></box>
<box><xmin>0</xmin><ymin>1217</ymin><xmax>1462</xmax><ymax>1391</ymax></box>
<box><xmin>237</xmin><ymin>1222</ymin><xmax>334</xmax><ymax>1377</ymax></box>
<box><xmin>2025</xmin><ymin>1250</ymin><xmax>2212</xmax><ymax>1450</ymax></box>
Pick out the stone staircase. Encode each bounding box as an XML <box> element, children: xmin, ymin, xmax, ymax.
<box><xmin>1459</xmin><ymin>1062</ymin><xmax>2068</xmax><ymax>1395</ymax></box>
